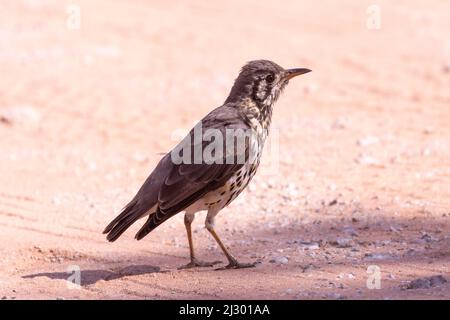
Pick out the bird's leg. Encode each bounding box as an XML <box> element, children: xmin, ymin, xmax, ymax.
<box><xmin>205</xmin><ymin>213</ymin><xmax>256</xmax><ymax>270</ymax></box>
<box><xmin>178</xmin><ymin>213</ymin><xmax>221</xmax><ymax>269</ymax></box>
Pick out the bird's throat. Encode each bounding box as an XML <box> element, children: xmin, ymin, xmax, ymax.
<box><xmin>237</xmin><ymin>97</ymin><xmax>273</xmax><ymax>138</ymax></box>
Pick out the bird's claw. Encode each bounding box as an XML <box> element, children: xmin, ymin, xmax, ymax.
<box><xmin>215</xmin><ymin>261</ymin><xmax>257</xmax><ymax>271</ymax></box>
<box><xmin>178</xmin><ymin>259</ymin><xmax>222</xmax><ymax>270</ymax></box>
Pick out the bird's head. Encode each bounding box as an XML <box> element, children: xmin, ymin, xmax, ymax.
<box><xmin>225</xmin><ymin>60</ymin><xmax>311</xmax><ymax>108</ymax></box>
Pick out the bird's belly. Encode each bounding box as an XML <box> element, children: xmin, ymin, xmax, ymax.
<box><xmin>185</xmin><ymin>162</ymin><xmax>259</xmax><ymax>214</ymax></box>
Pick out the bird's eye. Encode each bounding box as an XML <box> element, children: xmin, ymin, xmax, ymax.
<box><xmin>265</xmin><ymin>74</ymin><xmax>275</xmax><ymax>83</ymax></box>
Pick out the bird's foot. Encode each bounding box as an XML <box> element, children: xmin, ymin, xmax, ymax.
<box><xmin>215</xmin><ymin>260</ymin><xmax>257</xmax><ymax>270</ymax></box>
<box><xmin>178</xmin><ymin>259</ymin><xmax>222</xmax><ymax>270</ymax></box>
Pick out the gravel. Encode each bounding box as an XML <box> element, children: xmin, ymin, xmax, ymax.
<box><xmin>403</xmin><ymin>275</ymin><xmax>447</xmax><ymax>290</ymax></box>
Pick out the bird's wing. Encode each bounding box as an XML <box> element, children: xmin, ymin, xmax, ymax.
<box><xmin>134</xmin><ymin>106</ymin><xmax>252</xmax><ymax>239</ymax></box>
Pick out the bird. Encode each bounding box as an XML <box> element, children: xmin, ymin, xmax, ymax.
<box><xmin>103</xmin><ymin>60</ymin><xmax>311</xmax><ymax>269</ymax></box>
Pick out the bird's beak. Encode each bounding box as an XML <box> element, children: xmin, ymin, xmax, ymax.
<box><xmin>284</xmin><ymin>68</ymin><xmax>312</xmax><ymax>80</ymax></box>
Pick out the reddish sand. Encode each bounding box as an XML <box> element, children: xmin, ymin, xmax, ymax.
<box><xmin>0</xmin><ymin>0</ymin><xmax>449</xmax><ymax>299</ymax></box>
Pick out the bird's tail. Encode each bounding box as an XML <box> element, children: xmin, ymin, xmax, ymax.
<box><xmin>103</xmin><ymin>198</ymin><xmax>151</xmax><ymax>242</ymax></box>
<box><xmin>135</xmin><ymin>208</ymin><xmax>177</xmax><ymax>240</ymax></box>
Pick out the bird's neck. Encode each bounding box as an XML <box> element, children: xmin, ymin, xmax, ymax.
<box><xmin>236</xmin><ymin>97</ymin><xmax>273</xmax><ymax>136</ymax></box>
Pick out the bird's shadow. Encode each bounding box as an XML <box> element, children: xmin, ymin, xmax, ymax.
<box><xmin>22</xmin><ymin>264</ymin><xmax>163</xmax><ymax>286</ymax></box>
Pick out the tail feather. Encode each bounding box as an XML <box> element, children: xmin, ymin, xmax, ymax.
<box><xmin>104</xmin><ymin>153</ymin><xmax>173</xmax><ymax>242</ymax></box>
<box><xmin>135</xmin><ymin>208</ymin><xmax>177</xmax><ymax>240</ymax></box>
<box><xmin>103</xmin><ymin>199</ymin><xmax>151</xmax><ymax>242</ymax></box>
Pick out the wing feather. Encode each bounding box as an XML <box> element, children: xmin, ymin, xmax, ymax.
<box><xmin>134</xmin><ymin>106</ymin><xmax>252</xmax><ymax>239</ymax></box>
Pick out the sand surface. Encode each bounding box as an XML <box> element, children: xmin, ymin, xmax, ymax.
<box><xmin>0</xmin><ymin>0</ymin><xmax>449</xmax><ymax>299</ymax></box>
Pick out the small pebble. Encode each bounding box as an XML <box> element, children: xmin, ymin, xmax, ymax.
<box><xmin>330</xmin><ymin>238</ymin><xmax>353</xmax><ymax>248</ymax></box>
<box><xmin>357</xmin><ymin>136</ymin><xmax>379</xmax><ymax>147</ymax></box>
<box><xmin>269</xmin><ymin>256</ymin><xmax>289</xmax><ymax>265</ymax></box>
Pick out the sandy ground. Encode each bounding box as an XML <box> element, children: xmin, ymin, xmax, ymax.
<box><xmin>0</xmin><ymin>0</ymin><xmax>449</xmax><ymax>300</ymax></box>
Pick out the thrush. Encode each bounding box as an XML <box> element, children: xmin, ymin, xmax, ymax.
<box><xmin>103</xmin><ymin>60</ymin><xmax>311</xmax><ymax>269</ymax></box>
